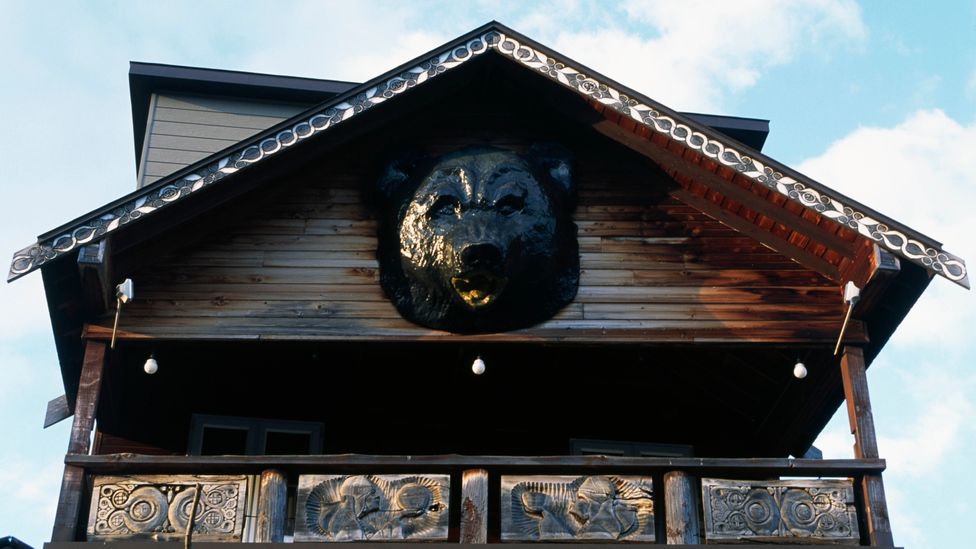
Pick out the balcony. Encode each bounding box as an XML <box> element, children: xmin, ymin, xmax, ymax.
<box><xmin>47</xmin><ymin>453</ymin><xmax>896</xmax><ymax>548</ymax></box>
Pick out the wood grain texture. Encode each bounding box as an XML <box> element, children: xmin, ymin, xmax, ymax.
<box><xmin>840</xmin><ymin>346</ymin><xmax>893</xmax><ymax>547</ymax></box>
<box><xmin>66</xmin><ymin>454</ymin><xmax>887</xmax><ymax>477</ymax></box>
<box><xmin>110</xmin><ymin>134</ymin><xmax>844</xmax><ymax>343</ymax></box>
<box><xmin>664</xmin><ymin>471</ymin><xmax>701</xmax><ymax>545</ymax></box>
<box><xmin>460</xmin><ymin>469</ymin><xmax>489</xmax><ymax>544</ymax></box>
<box><xmin>52</xmin><ymin>340</ymin><xmax>107</xmax><ymax>541</ymax></box>
<box><xmin>255</xmin><ymin>469</ymin><xmax>287</xmax><ymax>543</ymax></box>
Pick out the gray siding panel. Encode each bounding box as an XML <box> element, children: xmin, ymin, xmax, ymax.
<box><xmin>153</xmin><ymin>106</ymin><xmax>287</xmax><ymax>130</ymax></box>
<box><xmin>155</xmin><ymin>94</ymin><xmax>308</xmax><ymax>118</ymax></box>
<box><xmin>144</xmin><ymin>160</ymin><xmax>189</xmax><ymax>177</ymax></box>
<box><xmin>150</xmin><ymin>134</ymin><xmax>239</xmax><ymax>153</ymax></box>
<box><xmin>146</xmin><ymin>147</ymin><xmax>214</xmax><ymax>165</ymax></box>
<box><xmin>150</xmin><ymin>121</ymin><xmax>261</xmax><ymax>141</ymax></box>
<box><xmin>137</xmin><ymin>93</ymin><xmax>308</xmax><ymax>188</ymax></box>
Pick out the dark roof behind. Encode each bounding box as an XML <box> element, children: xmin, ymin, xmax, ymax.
<box><xmin>128</xmin><ymin>62</ymin><xmax>769</xmax><ymax>170</ymax></box>
<box><xmin>129</xmin><ymin>62</ymin><xmax>358</xmax><ymax>168</ymax></box>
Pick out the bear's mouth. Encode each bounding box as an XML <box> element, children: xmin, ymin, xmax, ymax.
<box><xmin>451</xmin><ymin>271</ymin><xmax>508</xmax><ymax>309</ymax></box>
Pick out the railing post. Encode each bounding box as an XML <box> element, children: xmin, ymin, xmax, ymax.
<box><xmin>841</xmin><ymin>345</ymin><xmax>894</xmax><ymax>546</ymax></box>
<box><xmin>52</xmin><ymin>340</ymin><xmax>107</xmax><ymax>542</ymax></box>
<box><xmin>460</xmin><ymin>469</ymin><xmax>488</xmax><ymax>543</ymax></box>
<box><xmin>256</xmin><ymin>469</ymin><xmax>287</xmax><ymax>543</ymax></box>
<box><xmin>664</xmin><ymin>470</ymin><xmax>701</xmax><ymax>544</ymax></box>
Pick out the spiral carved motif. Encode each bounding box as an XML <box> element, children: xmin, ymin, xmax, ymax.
<box><xmin>8</xmin><ymin>28</ymin><xmax>967</xmax><ymax>288</ymax></box>
<box><xmin>702</xmin><ymin>479</ymin><xmax>858</xmax><ymax>543</ymax></box>
<box><xmin>87</xmin><ymin>475</ymin><xmax>246</xmax><ymax>541</ymax></box>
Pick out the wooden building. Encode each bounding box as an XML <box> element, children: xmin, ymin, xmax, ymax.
<box><xmin>9</xmin><ymin>22</ymin><xmax>969</xmax><ymax>547</ymax></box>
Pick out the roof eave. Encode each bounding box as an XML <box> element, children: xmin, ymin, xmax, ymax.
<box><xmin>8</xmin><ymin>21</ymin><xmax>969</xmax><ymax>288</ymax></box>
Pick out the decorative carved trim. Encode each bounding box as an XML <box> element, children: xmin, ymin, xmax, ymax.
<box><xmin>86</xmin><ymin>474</ymin><xmax>247</xmax><ymax>541</ymax></box>
<box><xmin>9</xmin><ymin>25</ymin><xmax>967</xmax><ymax>288</ymax></box>
<box><xmin>294</xmin><ymin>474</ymin><xmax>450</xmax><ymax>542</ymax></box>
<box><xmin>701</xmin><ymin>478</ymin><xmax>859</xmax><ymax>544</ymax></box>
<box><xmin>501</xmin><ymin>475</ymin><xmax>655</xmax><ymax>542</ymax></box>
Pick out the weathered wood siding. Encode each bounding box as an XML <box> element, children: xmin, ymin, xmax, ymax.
<box><xmin>122</xmin><ymin>132</ymin><xmax>843</xmax><ymax>343</ymax></box>
<box><xmin>137</xmin><ymin>93</ymin><xmax>309</xmax><ymax>188</ymax></box>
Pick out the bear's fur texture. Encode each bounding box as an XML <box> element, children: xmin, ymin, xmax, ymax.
<box><xmin>375</xmin><ymin>145</ymin><xmax>579</xmax><ymax>333</ymax></box>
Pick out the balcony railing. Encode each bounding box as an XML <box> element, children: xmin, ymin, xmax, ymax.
<box><xmin>55</xmin><ymin>453</ymin><xmax>893</xmax><ymax>547</ymax></box>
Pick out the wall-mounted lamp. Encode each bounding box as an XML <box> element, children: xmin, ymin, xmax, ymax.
<box><xmin>143</xmin><ymin>353</ymin><xmax>158</xmax><ymax>375</ymax></box>
<box><xmin>110</xmin><ymin>278</ymin><xmax>134</xmax><ymax>349</ymax></box>
<box><xmin>472</xmin><ymin>356</ymin><xmax>486</xmax><ymax>375</ymax></box>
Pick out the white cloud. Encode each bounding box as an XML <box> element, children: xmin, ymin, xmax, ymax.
<box><xmin>797</xmin><ymin>109</ymin><xmax>976</xmax><ymax>344</ymax></box>
<box><xmin>0</xmin><ymin>459</ymin><xmax>65</xmax><ymax>546</ymax></box>
<box><xmin>539</xmin><ymin>0</ymin><xmax>866</xmax><ymax>111</ymax></box>
<box><xmin>877</xmin><ymin>367</ymin><xmax>973</xmax><ymax>477</ymax></box>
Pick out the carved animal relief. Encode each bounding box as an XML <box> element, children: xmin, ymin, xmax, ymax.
<box><xmin>702</xmin><ymin>479</ymin><xmax>859</xmax><ymax>544</ymax></box>
<box><xmin>501</xmin><ymin>475</ymin><xmax>655</xmax><ymax>542</ymax></box>
<box><xmin>375</xmin><ymin>145</ymin><xmax>578</xmax><ymax>333</ymax></box>
<box><xmin>87</xmin><ymin>475</ymin><xmax>246</xmax><ymax>541</ymax></box>
<box><xmin>295</xmin><ymin>474</ymin><xmax>450</xmax><ymax>542</ymax></box>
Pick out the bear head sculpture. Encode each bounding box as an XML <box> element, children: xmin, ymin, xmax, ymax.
<box><xmin>375</xmin><ymin>145</ymin><xmax>579</xmax><ymax>333</ymax></box>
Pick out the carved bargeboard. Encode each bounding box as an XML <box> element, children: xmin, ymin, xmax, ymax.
<box><xmin>87</xmin><ymin>475</ymin><xmax>247</xmax><ymax>541</ymax></box>
<box><xmin>295</xmin><ymin>474</ymin><xmax>449</xmax><ymax>542</ymax></box>
<box><xmin>702</xmin><ymin>478</ymin><xmax>859</xmax><ymax>544</ymax></box>
<box><xmin>501</xmin><ymin>475</ymin><xmax>655</xmax><ymax>542</ymax></box>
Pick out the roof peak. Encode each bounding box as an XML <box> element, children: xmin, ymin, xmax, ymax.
<box><xmin>8</xmin><ymin>22</ymin><xmax>968</xmax><ymax>288</ymax></box>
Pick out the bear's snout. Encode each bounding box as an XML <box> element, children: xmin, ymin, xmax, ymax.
<box><xmin>459</xmin><ymin>242</ymin><xmax>503</xmax><ymax>272</ymax></box>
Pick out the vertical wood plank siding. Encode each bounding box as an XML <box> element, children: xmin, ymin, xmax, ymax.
<box><xmin>137</xmin><ymin>94</ymin><xmax>308</xmax><ymax>188</ymax></box>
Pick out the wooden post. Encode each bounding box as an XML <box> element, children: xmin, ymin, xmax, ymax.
<box><xmin>664</xmin><ymin>470</ymin><xmax>701</xmax><ymax>544</ymax></box>
<box><xmin>52</xmin><ymin>340</ymin><xmax>107</xmax><ymax>542</ymax></box>
<box><xmin>255</xmin><ymin>469</ymin><xmax>287</xmax><ymax>542</ymax></box>
<box><xmin>840</xmin><ymin>346</ymin><xmax>894</xmax><ymax>547</ymax></box>
<box><xmin>459</xmin><ymin>469</ymin><xmax>488</xmax><ymax>544</ymax></box>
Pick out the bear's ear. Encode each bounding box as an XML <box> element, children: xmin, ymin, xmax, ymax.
<box><xmin>376</xmin><ymin>152</ymin><xmax>426</xmax><ymax>203</ymax></box>
<box><xmin>527</xmin><ymin>143</ymin><xmax>574</xmax><ymax>199</ymax></box>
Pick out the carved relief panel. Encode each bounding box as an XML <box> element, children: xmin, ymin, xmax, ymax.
<box><xmin>295</xmin><ymin>474</ymin><xmax>450</xmax><ymax>542</ymax></box>
<box><xmin>87</xmin><ymin>475</ymin><xmax>247</xmax><ymax>541</ymax></box>
<box><xmin>501</xmin><ymin>475</ymin><xmax>655</xmax><ymax>542</ymax></box>
<box><xmin>702</xmin><ymin>478</ymin><xmax>859</xmax><ymax>544</ymax></box>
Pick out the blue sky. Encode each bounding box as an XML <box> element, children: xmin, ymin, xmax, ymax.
<box><xmin>1</xmin><ymin>1</ymin><xmax>974</xmax><ymax>547</ymax></box>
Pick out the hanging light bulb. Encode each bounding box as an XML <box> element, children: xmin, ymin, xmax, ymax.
<box><xmin>144</xmin><ymin>354</ymin><xmax>158</xmax><ymax>375</ymax></box>
<box><xmin>793</xmin><ymin>361</ymin><xmax>807</xmax><ymax>379</ymax></box>
<box><xmin>471</xmin><ymin>356</ymin><xmax>486</xmax><ymax>375</ymax></box>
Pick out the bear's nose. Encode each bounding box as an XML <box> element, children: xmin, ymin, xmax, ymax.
<box><xmin>460</xmin><ymin>243</ymin><xmax>503</xmax><ymax>270</ymax></box>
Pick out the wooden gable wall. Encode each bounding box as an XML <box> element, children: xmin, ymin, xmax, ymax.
<box><xmin>112</xmin><ymin>79</ymin><xmax>852</xmax><ymax>345</ymax></box>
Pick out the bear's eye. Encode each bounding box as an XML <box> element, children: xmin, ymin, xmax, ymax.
<box><xmin>428</xmin><ymin>195</ymin><xmax>461</xmax><ymax>219</ymax></box>
<box><xmin>495</xmin><ymin>194</ymin><xmax>525</xmax><ymax>216</ymax></box>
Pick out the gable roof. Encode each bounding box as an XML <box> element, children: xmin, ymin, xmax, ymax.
<box><xmin>8</xmin><ymin>21</ymin><xmax>968</xmax><ymax>288</ymax></box>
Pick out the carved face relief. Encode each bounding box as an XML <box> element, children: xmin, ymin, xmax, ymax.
<box><xmin>376</xmin><ymin>146</ymin><xmax>578</xmax><ymax>333</ymax></box>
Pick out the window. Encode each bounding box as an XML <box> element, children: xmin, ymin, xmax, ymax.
<box><xmin>188</xmin><ymin>414</ymin><xmax>323</xmax><ymax>455</ymax></box>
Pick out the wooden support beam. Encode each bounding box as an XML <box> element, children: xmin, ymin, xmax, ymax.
<box><xmin>592</xmin><ymin>119</ymin><xmax>856</xmax><ymax>257</ymax></box>
<box><xmin>255</xmin><ymin>469</ymin><xmax>287</xmax><ymax>543</ymax></box>
<box><xmin>44</xmin><ymin>394</ymin><xmax>71</xmax><ymax>429</ymax></box>
<box><xmin>664</xmin><ymin>470</ymin><xmax>701</xmax><ymax>544</ymax></box>
<box><xmin>854</xmin><ymin>246</ymin><xmax>902</xmax><ymax>314</ymax></box>
<box><xmin>77</xmin><ymin>240</ymin><xmax>112</xmax><ymax>316</ymax></box>
<box><xmin>672</xmin><ymin>188</ymin><xmax>841</xmax><ymax>280</ymax></box>
<box><xmin>460</xmin><ymin>469</ymin><xmax>488</xmax><ymax>544</ymax></box>
<box><xmin>840</xmin><ymin>346</ymin><xmax>894</xmax><ymax>546</ymax></box>
<box><xmin>52</xmin><ymin>340</ymin><xmax>107</xmax><ymax>542</ymax></box>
